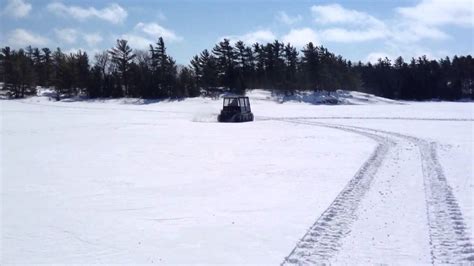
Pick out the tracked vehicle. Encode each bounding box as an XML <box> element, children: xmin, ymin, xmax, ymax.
<box><xmin>218</xmin><ymin>96</ymin><xmax>254</xmax><ymax>122</ymax></box>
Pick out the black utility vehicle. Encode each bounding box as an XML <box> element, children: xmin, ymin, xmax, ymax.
<box><xmin>217</xmin><ymin>96</ymin><xmax>254</xmax><ymax>122</ymax></box>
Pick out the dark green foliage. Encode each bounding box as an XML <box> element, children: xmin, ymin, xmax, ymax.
<box><xmin>212</xmin><ymin>39</ymin><xmax>240</xmax><ymax>93</ymax></box>
<box><xmin>1</xmin><ymin>38</ymin><xmax>473</xmax><ymax>100</ymax></box>
<box><xmin>109</xmin><ymin>39</ymin><xmax>136</xmax><ymax>97</ymax></box>
<box><xmin>0</xmin><ymin>47</ymin><xmax>37</xmax><ymax>98</ymax></box>
<box><xmin>177</xmin><ymin>66</ymin><xmax>199</xmax><ymax>97</ymax></box>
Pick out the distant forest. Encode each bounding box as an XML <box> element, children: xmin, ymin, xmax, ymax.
<box><xmin>1</xmin><ymin>37</ymin><xmax>473</xmax><ymax>100</ymax></box>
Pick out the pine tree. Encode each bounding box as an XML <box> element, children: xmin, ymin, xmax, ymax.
<box><xmin>90</xmin><ymin>51</ymin><xmax>111</xmax><ymax>97</ymax></box>
<box><xmin>212</xmin><ymin>39</ymin><xmax>238</xmax><ymax>92</ymax></box>
<box><xmin>149</xmin><ymin>37</ymin><xmax>177</xmax><ymax>97</ymax></box>
<box><xmin>109</xmin><ymin>39</ymin><xmax>136</xmax><ymax>96</ymax></box>
<box><xmin>301</xmin><ymin>42</ymin><xmax>319</xmax><ymax>90</ymax></box>
<box><xmin>177</xmin><ymin>66</ymin><xmax>198</xmax><ymax>97</ymax></box>
<box><xmin>1</xmin><ymin>47</ymin><xmax>12</xmax><ymax>91</ymax></box>
<box><xmin>52</xmin><ymin>48</ymin><xmax>74</xmax><ymax>100</ymax></box>
<box><xmin>197</xmin><ymin>49</ymin><xmax>218</xmax><ymax>90</ymax></box>
<box><xmin>75</xmin><ymin>50</ymin><xmax>90</xmax><ymax>94</ymax></box>
<box><xmin>253</xmin><ymin>43</ymin><xmax>266</xmax><ymax>88</ymax></box>
<box><xmin>271</xmin><ymin>40</ymin><xmax>286</xmax><ymax>90</ymax></box>
<box><xmin>1</xmin><ymin>37</ymin><xmax>472</xmax><ymax>101</ymax></box>
<box><xmin>283</xmin><ymin>43</ymin><xmax>299</xmax><ymax>93</ymax></box>
<box><xmin>41</xmin><ymin>48</ymin><xmax>52</xmax><ymax>87</ymax></box>
<box><xmin>234</xmin><ymin>41</ymin><xmax>254</xmax><ymax>90</ymax></box>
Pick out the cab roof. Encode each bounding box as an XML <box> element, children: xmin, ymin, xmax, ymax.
<box><xmin>222</xmin><ymin>96</ymin><xmax>248</xmax><ymax>99</ymax></box>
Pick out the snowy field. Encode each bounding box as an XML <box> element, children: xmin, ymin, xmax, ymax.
<box><xmin>1</xmin><ymin>90</ymin><xmax>473</xmax><ymax>264</ymax></box>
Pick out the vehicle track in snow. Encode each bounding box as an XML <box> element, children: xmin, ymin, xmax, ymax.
<box><xmin>345</xmin><ymin>124</ymin><xmax>474</xmax><ymax>264</ymax></box>
<box><xmin>14</xmin><ymin>101</ymin><xmax>474</xmax><ymax>122</ymax></box>
<box><xmin>15</xmin><ymin>99</ymin><xmax>189</xmax><ymax>114</ymax></box>
<box><xmin>258</xmin><ymin>116</ymin><xmax>473</xmax><ymax>122</ymax></box>
<box><xmin>279</xmin><ymin>119</ymin><xmax>474</xmax><ymax>264</ymax></box>
<box><xmin>280</xmin><ymin>121</ymin><xmax>396</xmax><ymax>264</ymax></box>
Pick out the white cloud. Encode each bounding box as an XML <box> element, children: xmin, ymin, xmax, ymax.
<box><xmin>310</xmin><ymin>4</ymin><xmax>389</xmax><ymax>43</ymax></box>
<box><xmin>6</xmin><ymin>28</ymin><xmax>49</xmax><ymax>47</ymax></box>
<box><xmin>274</xmin><ymin>2</ymin><xmax>468</xmax><ymax>62</ymax></box>
<box><xmin>54</xmin><ymin>28</ymin><xmax>78</xmax><ymax>44</ymax></box>
<box><xmin>63</xmin><ymin>47</ymin><xmax>82</xmax><ymax>55</ymax></box>
<box><xmin>366</xmin><ymin>52</ymin><xmax>393</xmax><ymax>64</ymax></box>
<box><xmin>53</xmin><ymin>28</ymin><xmax>104</xmax><ymax>49</ymax></box>
<box><xmin>391</xmin><ymin>23</ymin><xmax>450</xmax><ymax>43</ymax></box>
<box><xmin>366</xmin><ymin>41</ymin><xmax>445</xmax><ymax>64</ymax></box>
<box><xmin>47</xmin><ymin>2</ymin><xmax>127</xmax><ymax>24</ymax></box>
<box><xmin>276</xmin><ymin>11</ymin><xmax>302</xmax><ymax>25</ymax></box>
<box><xmin>116</xmin><ymin>21</ymin><xmax>181</xmax><ymax>50</ymax></box>
<box><xmin>221</xmin><ymin>30</ymin><xmax>276</xmax><ymax>45</ymax></box>
<box><xmin>311</xmin><ymin>4</ymin><xmax>384</xmax><ymax>28</ymax></box>
<box><xmin>63</xmin><ymin>47</ymin><xmax>100</xmax><ymax>57</ymax></box>
<box><xmin>134</xmin><ymin>22</ymin><xmax>182</xmax><ymax>42</ymax></box>
<box><xmin>321</xmin><ymin>28</ymin><xmax>387</xmax><ymax>42</ymax></box>
<box><xmin>83</xmin><ymin>33</ymin><xmax>103</xmax><ymax>47</ymax></box>
<box><xmin>384</xmin><ymin>41</ymin><xmax>440</xmax><ymax>60</ymax></box>
<box><xmin>309</xmin><ymin>3</ymin><xmax>453</xmax><ymax>44</ymax></box>
<box><xmin>119</xmin><ymin>34</ymin><xmax>154</xmax><ymax>50</ymax></box>
<box><xmin>396</xmin><ymin>0</ymin><xmax>473</xmax><ymax>27</ymax></box>
<box><xmin>306</xmin><ymin>2</ymin><xmax>461</xmax><ymax>61</ymax></box>
<box><xmin>372</xmin><ymin>0</ymin><xmax>470</xmax><ymax>59</ymax></box>
<box><xmin>3</xmin><ymin>0</ymin><xmax>31</xmax><ymax>18</ymax></box>
<box><xmin>282</xmin><ymin>28</ymin><xmax>320</xmax><ymax>47</ymax></box>
<box><xmin>240</xmin><ymin>30</ymin><xmax>276</xmax><ymax>44</ymax></box>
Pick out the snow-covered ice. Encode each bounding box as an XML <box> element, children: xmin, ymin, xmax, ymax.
<box><xmin>1</xmin><ymin>90</ymin><xmax>473</xmax><ymax>264</ymax></box>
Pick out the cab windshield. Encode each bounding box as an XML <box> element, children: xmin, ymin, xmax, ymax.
<box><xmin>223</xmin><ymin>98</ymin><xmax>239</xmax><ymax>107</ymax></box>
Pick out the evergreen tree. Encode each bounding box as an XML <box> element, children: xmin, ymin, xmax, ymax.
<box><xmin>52</xmin><ymin>48</ymin><xmax>74</xmax><ymax>100</ymax></box>
<box><xmin>2</xmin><ymin>48</ymin><xmax>37</xmax><ymax>98</ymax></box>
<box><xmin>74</xmin><ymin>50</ymin><xmax>90</xmax><ymax>94</ymax></box>
<box><xmin>300</xmin><ymin>42</ymin><xmax>319</xmax><ymax>90</ymax></box>
<box><xmin>1</xmin><ymin>37</ymin><xmax>472</xmax><ymax>101</ymax></box>
<box><xmin>253</xmin><ymin>43</ymin><xmax>266</xmax><ymax>88</ymax></box>
<box><xmin>234</xmin><ymin>41</ymin><xmax>254</xmax><ymax>90</ymax></box>
<box><xmin>149</xmin><ymin>37</ymin><xmax>177</xmax><ymax>97</ymax></box>
<box><xmin>177</xmin><ymin>66</ymin><xmax>198</xmax><ymax>97</ymax></box>
<box><xmin>192</xmin><ymin>49</ymin><xmax>218</xmax><ymax>90</ymax></box>
<box><xmin>0</xmin><ymin>47</ymin><xmax>12</xmax><ymax>90</ymax></box>
<box><xmin>42</xmin><ymin>48</ymin><xmax>52</xmax><ymax>87</ymax></box>
<box><xmin>283</xmin><ymin>43</ymin><xmax>299</xmax><ymax>93</ymax></box>
<box><xmin>89</xmin><ymin>51</ymin><xmax>111</xmax><ymax>97</ymax></box>
<box><xmin>269</xmin><ymin>40</ymin><xmax>286</xmax><ymax>90</ymax></box>
<box><xmin>109</xmin><ymin>39</ymin><xmax>136</xmax><ymax>96</ymax></box>
<box><xmin>212</xmin><ymin>39</ymin><xmax>238</xmax><ymax>92</ymax></box>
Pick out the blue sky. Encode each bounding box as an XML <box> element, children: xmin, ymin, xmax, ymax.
<box><xmin>1</xmin><ymin>0</ymin><xmax>473</xmax><ymax>64</ymax></box>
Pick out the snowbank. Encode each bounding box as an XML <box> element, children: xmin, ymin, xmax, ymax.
<box><xmin>246</xmin><ymin>89</ymin><xmax>402</xmax><ymax>105</ymax></box>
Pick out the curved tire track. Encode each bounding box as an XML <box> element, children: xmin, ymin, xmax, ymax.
<box><xmin>328</xmin><ymin>123</ymin><xmax>474</xmax><ymax>263</ymax></box>
<box><xmin>257</xmin><ymin>116</ymin><xmax>473</xmax><ymax>122</ymax></box>
<box><xmin>281</xmin><ymin>121</ymin><xmax>395</xmax><ymax>264</ymax></box>
<box><xmin>281</xmin><ymin>120</ymin><xmax>474</xmax><ymax>264</ymax></box>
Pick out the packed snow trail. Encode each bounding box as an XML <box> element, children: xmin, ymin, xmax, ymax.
<box><xmin>16</xmin><ymin>99</ymin><xmax>190</xmax><ymax>114</ymax></box>
<box><xmin>281</xmin><ymin>122</ymin><xmax>396</xmax><ymax>263</ymax></box>
<box><xmin>258</xmin><ymin>116</ymin><xmax>474</xmax><ymax>122</ymax></box>
<box><xmin>281</xmin><ymin>120</ymin><xmax>474</xmax><ymax>264</ymax></box>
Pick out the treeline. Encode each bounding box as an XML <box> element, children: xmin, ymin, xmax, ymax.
<box><xmin>1</xmin><ymin>37</ymin><xmax>473</xmax><ymax>100</ymax></box>
<box><xmin>0</xmin><ymin>38</ymin><xmax>196</xmax><ymax>99</ymax></box>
